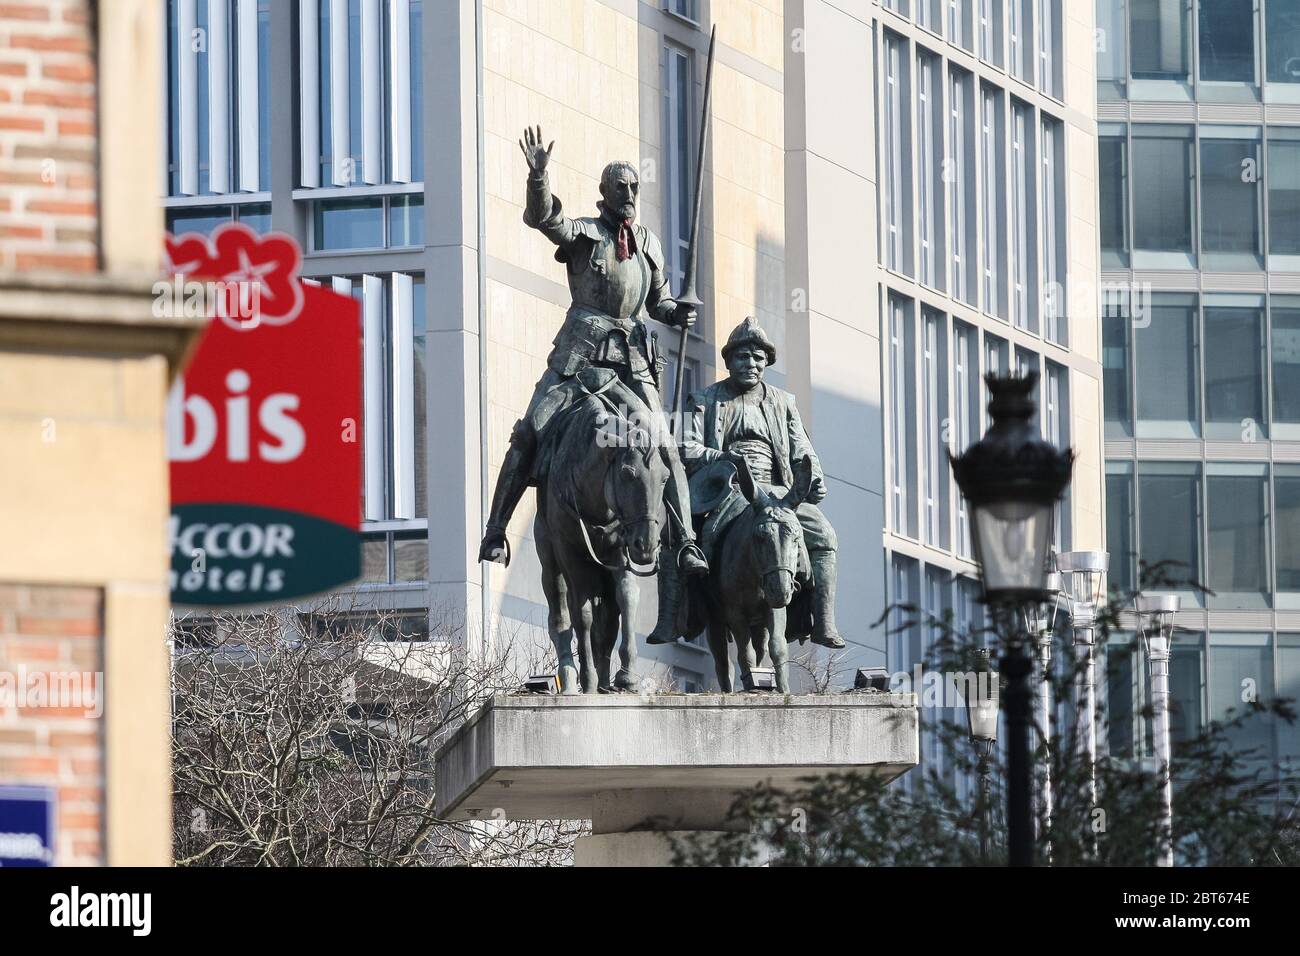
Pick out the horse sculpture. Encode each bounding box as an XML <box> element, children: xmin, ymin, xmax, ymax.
<box><xmin>699</xmin><ymin>456</ymin><xmax>815</xmax><ymax>693</ymax></box>
<box><xmin>534</xmin><ymin>372</ymin><xmax>670</xmax><ymax>694</ymax></box>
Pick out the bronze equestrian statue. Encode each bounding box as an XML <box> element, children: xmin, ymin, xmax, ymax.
<box><xmin>650</xmin><ymin>317</ymin><xmax>845</xmax><ymax>658</ymax></box>
<box><xmin>478</xmin><ymin>126</ymin><xmax>707</xmax><ymax>582</ymax></box>
<box><xmin>533</xmin><ymin>378</ymin><xmax>671</xmax><ymax>693</ymax></box>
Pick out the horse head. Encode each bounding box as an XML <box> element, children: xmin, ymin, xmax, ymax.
<box><xmin>734</xmin><ymin>455</ymin><xmax>814</xmax><ymax>609</ymax></box>
<box><xmin>604</xmin><ymin>412</ymin><xmax>670</xmax><ymax>570</ymax></box>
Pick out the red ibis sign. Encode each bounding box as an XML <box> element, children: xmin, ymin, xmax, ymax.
<box><xmin>164</xmin><ymin>223</ymin><xmax>362</xmax><ymax>605</ymax></box>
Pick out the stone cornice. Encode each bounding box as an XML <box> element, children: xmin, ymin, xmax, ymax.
<box><xmin>0</xmin><ymin>271</ymin><xmax>206</xmax><ymax>376</ymax></box>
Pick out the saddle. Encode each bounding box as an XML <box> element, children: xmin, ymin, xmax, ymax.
<box><xmin>530</xmin><ymin>365</ymin><xmax>647</xmax><ymax>489</ymax></box>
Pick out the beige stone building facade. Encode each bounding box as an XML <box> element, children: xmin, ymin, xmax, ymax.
<box><xmin>156</xmin><ymin>0</ymin><xmax>1102</xmax><ymax>705</ymax></box>
<box><xmin>1</xmin><ymin>0</ymin><xmax>202</xmax><ymax>865</ymax></box>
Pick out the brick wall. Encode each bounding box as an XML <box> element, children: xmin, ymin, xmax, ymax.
<box><xmin>0</xmin><ymin>583</ymin><xmax>104</xmax><ymax>866</ymax></box>
<box><xmin>0</xmin><ymin>0</ymin><xmax>97</xmax><ymax>274</ymax></box>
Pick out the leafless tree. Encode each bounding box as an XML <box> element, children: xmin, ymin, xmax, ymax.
<box><xmin>169</xmin><ymin>600</ymin><xmax>585</xmax><ymax>866</ymax></box>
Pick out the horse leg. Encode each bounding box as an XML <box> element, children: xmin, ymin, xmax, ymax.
<box><xmin>728</xmin><ymin>606</ymin><xmax>757</xmax><ymax>692</ymax></box>
<box><xmin>768</xmin><ymin>606</ymin><xmax>790</xmax><ymax>694</ymax></box>
<box><xmin>593</xmin><ymin>593</ymin><xmax>620</xmax><ymax>693</ymax></box>
<box><xmin>613</xmin><ymin>570</ymin><xmax>639</xmax><ymax>691</ymax></box>
<box><xmin>536</xmin><ymin>517</ymin><xmax>578</xmax><ymax>694</ymax></box>
<box><xmin>705</xmin><ymin>599</ymin><xmax>732</xmax><ymax>693</ymax></box>
<box><xmin>565</xmin><ymin>581</ymin><xmax>597</xmax><ymax>694</ymax></box>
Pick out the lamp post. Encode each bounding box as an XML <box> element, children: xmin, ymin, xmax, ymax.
<box><xmin>1023</xmin><ymin>571</ymin><xmax>1063</xmax><ymax>836</ymax></box>
<box><xmin>1137</xmin><ymin>593</ymin><xmax>1179</xmax><ymax>868</ymax></box>
<box><xmin>950</xmin><ymin>373</ymin><xmax>1074</xmax><ymax>866</ymax></box>
<box><xmin>963</xmin><ymin>647</ymin><xmax>999</xmax><ymax>862</ymax></box>
<box><xmin>1054</xmin><ymin>550</ymin><xmax>1108</xmax><ymax>839</ymax></box>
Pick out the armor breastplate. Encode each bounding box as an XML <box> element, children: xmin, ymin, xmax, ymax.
<box><xmin>569</xmin><ymin>231</ymin><xmax>650</xmax><ymax>321</ymax></box>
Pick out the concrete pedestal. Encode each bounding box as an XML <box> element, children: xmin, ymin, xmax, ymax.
<box><xmin>434</xmin><ymin>692</ymin><xmax>919</xmax><ymax>866</ymax></box>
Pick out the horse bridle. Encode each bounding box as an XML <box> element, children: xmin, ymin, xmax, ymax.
<box><xmin>753</xmin><ymin>508</ymin><xmax>805</xmax><ymax>592</ymax></box>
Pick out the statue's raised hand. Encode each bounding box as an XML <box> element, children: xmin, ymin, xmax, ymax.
<box><xmin>519</xmin><ymin>125</ymin><xmax>554</xmax><ymax>174</ymax></box>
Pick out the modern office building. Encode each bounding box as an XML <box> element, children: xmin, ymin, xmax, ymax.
<box><xmin>158</xmin><ymin>1</ymin><xmax>1105</xmax><ymax>705</ymax></box>
<box><xmin>1096</xmin><ymin>0</ymin><xmax>1300</xmax><ymax>777</ymax></box>
<box><xmin>869</xmin><ymin>0</ymin><xmax>1104</xmax><ymax>785</ymax></box>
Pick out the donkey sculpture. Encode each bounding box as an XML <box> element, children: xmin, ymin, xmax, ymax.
<box><xmin>534</xmin><ymin>372</ymin><xmax>670</xmax><ymax>694</ymax></box>
<box><xmin>700</xmin><ymin>456</ymin><xmax>815</xmax><ymax>693</ymax></box>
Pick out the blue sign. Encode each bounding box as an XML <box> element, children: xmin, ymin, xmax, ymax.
<box><xmin>0</xmin><ymin>785</ymin><xmax>55</xmax><ymax>867</ymax></box>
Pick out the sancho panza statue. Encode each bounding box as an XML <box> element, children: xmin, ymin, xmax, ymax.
<box><xmin>650</xmin><ymin>317</ymin><xmax>845</xmax><ymax>649</ymax></box>
<box><xmin>478</xmin><ymin>126</ymin><xmax>708</xmax><ymax>579</ymax></box>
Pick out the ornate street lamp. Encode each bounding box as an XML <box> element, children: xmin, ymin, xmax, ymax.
<box><xmin>1054</xmin><ymin>549</ymin><xmax>1109</xmax><ymax>832</ymax></box>
<box><xmin>950</xmin><ymin>373</ymin><xmax>1074</xmax><ymax>866</ymax></box>
<box><xmin>962</xmin><ymin>647</ymin><xmax>999</xmax><ymax>861</ymax></box>
<box><xmin>1137</xmin><ymin>593</ymin><xmax>1179</xmax><ymax>868</ymax></box>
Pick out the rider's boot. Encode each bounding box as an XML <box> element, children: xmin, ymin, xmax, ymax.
<box><xmin>647</xmin><ymin>560</ymin><xmax>683</xmax><ymax>645</ymax></box>
<box><xmin>478</xmin><ymin>425</ymin><xmax>534</xmax><ymax>565</ymax></box>
<box><xmin>809</xmin><ymin>550</ymin><xmax>846</xmax><ymax>649</ymax></box>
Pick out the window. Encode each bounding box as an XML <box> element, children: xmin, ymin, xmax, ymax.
<box><xmin>1206</xmin><ymin>464</ymin><xmax>1270</xmax><ymax>607</ymax></box>
<box><xmin>889</xmin><ymin>554</ymin><xmax>921</xmax><ymax>674</ymax></box>
<box><xmin>1266</xmin><ymin>0</ymin><xmax>1300</xmax><ymax>100</ymax></box>
<box><xmin>1278</xmin><ymin>635</ymin><xmax>1300</xmax><ymax>769</ymax></box>
<box><xmin>1131</xmin><ymin>124</ymin><xmax>1195</xmax><ymax>267</ymax></box>
<box><xmin>1008</xmin><ymin>0</ymin><xmax>1033</xmax><ymax>84</ymax></box>
<box><xmin>1203</xmin><ymin>296</ymin><xmax>1266</xmax><ymax>439</ymax></box>
<box><xmin>663</xmin><ymin>43</ymin><xmax>694</xmax><ymax>288</ymax></box>
<box><xmin>948</xmin><ymin>67</ymin><xmax>977</xmax><ymax>305</ymax></box>
<box><xmin>1135</xmin><ymin>293</ymin><xmax>1199</xmax><ymax>438</ymax></box>
<box><xmin>889</xmin><ymin>295</ymin><xmax>918</xmax><ymax>539</ymax></box>
<box><xmin>310</xmin><ymin>193</ymin><xmax>424</xmax><ymax>250</ymax></box>
<box><xmin>166</xmin><ymin>202</ymin><xmax>270</xmax><ymax>236</ymax></box>
<box><xmin>1106</xmin><ymin>630</ymin><xmax>1143</xmax><ymax>758</ymax></box>
<box><xmin>1009</xmin><ymin>99</ymin><xmax>1038</xmax><ymax>333</ymax></box>
<box><xmin>883</xmin><ymin>33</ymin><xmax>914</xmax><ymax>276</ymax></box>
<box><xmin>1106</xmin><ymin>462</ymin><xmax>1136</xmax><ymax>596</ymax></box>
<box><xmin>978</xmin><ymin>0</ymin><xmax>1004</xmax><ymax>68</ymax></box>
<box><xmin>1129</xmin><ymin>0</ymin><xmax>1190</xmax><ymax>96</ymax></box>
<box><xmin>1169</xmin><ymin>632</ymin><xmax>1205</xmax><ymax>744</ymax></box>
<box><xmin>1040</xmin><ymin>116</ymin><xmax>1065</xmax><ymax>343</ymax></box>
<box><xmin>1272</xmin><ymin>298</ymin><xmax>1300</xmax><ymax>438</ymax></box>
<box><xmin>917</xmin><ymin>52</ymin><xmax>945</xmax><ymax>291</ymax></box>
<box><xmin>319</xmin><ymin>273</ymin><xmax>427</xmax><ymax>522</ymax></box>
<box><xmin>1235</xmin><ymin>463</ymin><xmax>1297</xmax><ymax>608</ymax></box>
<box><xmin>360</xmin><ymin>532</ymin><xmax>428</xmax><ymax>584</ymax></box>
<box><xmin>947</xmin><ymin>0</ymin><xmax>973</xmax><ymax>51</ymax></box>
<box><xmin>1102</xmin><ymin>292</ymin><xmax>1132</xmax><ymax>437</ymax></box>
<box><xmin>918</xmin><ymin>0</ymin><xmax>944</xmax><ymax>34</ymax></box>
<box><xmin>1138</xmin><ymin>461</ymin><xmax>1202</xmax><ymax>594</ymax></box>
<box><xmin>1199</xmin><ymin>128</ymin><xmax>1263</xmax><ymax>269</ymax></box>
<box><xmin>1096</xmin><ymin>0</ymin><xmax>1127</xmax><ymax>99</ymax></box>
<box><xmin>301</xmin><ymin>0</ymin><xmax>423</xmax><ymax>188</ymax></box>
<box><xmin>1209</xmin><ymin>634</ymin><xmax>1275</xmax><ymax>771</ymax></box>
<box><xmin>1198</xmin><ymin>0</ymin><xmax>1257</xmax><ymax>89</ymax></box>
<box><xmin>1044</xmin><ymin>361</ymin><xmax>1070</xmax><ymax>549</ymax></box>
<box><xmin>1098</xmin><ymin>124</ymin><xmax>1129</xmax><ymax>268</ymax></box>
<box><xmin>1267</xmin><ymin>128</ymin><xmax>1300</xmax><ymax>266</ymax></box>
<box><xmin>952</xmin><ymin>321</ymin><xmax>979</xmax><ymax>558</ymax></box>
<box><xmin>166</xmin><ymin>0</ymin><xmax>270</xmax><ymax>196</ymax></box>
<box><xmin>921</xmin><ymin>309</ymin><xmax>950</xmax><ymax>549</ymax></box>
<box><xmin>665</xmin><ymin>0</ymin><xmax>699</xmax><ymax>22</ymax></box>
<box><xmin>1037</xmin><ymin>0</ymin><xmax>1061</xmax><ymax>98</ymax></box>
<box><xmin>980</xmin><ymin>83</ymin><xmax>1006</xmax><ymax>318</ymax></box>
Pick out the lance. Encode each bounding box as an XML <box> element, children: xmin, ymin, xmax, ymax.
<box><xmin>669</xmin><ymin>25</ymin><xmax>717</xmax><ymax>435</ymax></box>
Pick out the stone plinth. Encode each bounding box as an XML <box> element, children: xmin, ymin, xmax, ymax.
<box><xmin>434</xmin><ymin>692</ymin><xmax>919</xmax><ymax>865</ymax></box>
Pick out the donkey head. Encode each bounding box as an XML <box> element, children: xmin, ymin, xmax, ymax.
<box><xmin>607</xmin><ymin>420</ymin><xmax>670</xmax><ymax>567</ymax></box>
<box><xmin>735</xmin><ymin>455</ymin><xmax>814</xmax><ymax>609</ymax></box>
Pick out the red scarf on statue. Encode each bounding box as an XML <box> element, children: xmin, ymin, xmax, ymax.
<box><xmin>615</xmin><ymin>218</ymin><xmax>637</xmax><ymax>261</ymax></box>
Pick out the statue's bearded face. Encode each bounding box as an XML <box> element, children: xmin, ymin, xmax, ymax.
<box><xmin>727</xmin><ymin>344</ymin><xmax>767</xmax><ymax>391</ymax></box>
<box><xmin>600</xmin><ymin>168</ymin><xmax>639</xmax><ymax>223</ymax></box>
